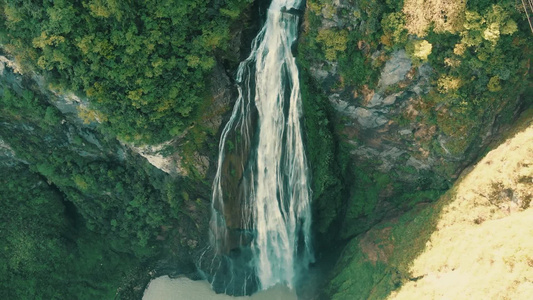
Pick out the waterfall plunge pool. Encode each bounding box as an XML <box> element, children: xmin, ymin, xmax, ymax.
<box><xmin>143</xmin><ymin>276</ymin><xmax>297</xmax><ymax>300</ymax></box>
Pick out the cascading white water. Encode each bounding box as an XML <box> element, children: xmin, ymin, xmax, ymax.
<box><xmin>209</xmin><ymin>0</ymin><xmax>313</xmax><ymax>292</ymax></box>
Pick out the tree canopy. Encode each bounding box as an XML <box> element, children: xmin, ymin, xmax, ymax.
<box><xmin>1</xmin><ymin>0</ymin><xmax>253</xmax><ymax>144</ymax></box>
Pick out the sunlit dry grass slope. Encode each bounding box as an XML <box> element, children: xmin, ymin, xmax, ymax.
<box><xmin>389</xmin><ymin>111</ymin><xmax>532</xmax><ymax>299</ymax></box>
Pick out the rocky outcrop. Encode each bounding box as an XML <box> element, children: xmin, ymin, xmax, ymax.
<box><xmin>300</xmin><ymin>0</ymin><xmax>528</xmax><ymax>242</ymax></box>
<box><xmin>310</xmin><ymin>48</ymin><xmax>447</xmax><ymax>183</ymax></box>
<box><xmin>0</xmin><ymin>139</ymin><xmax>27</xmax><ymax>167</ymax></box>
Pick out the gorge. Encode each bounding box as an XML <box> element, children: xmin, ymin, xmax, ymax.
<box><xmin>0</xmin><ymin>0</ymin><xmax>531</xmax><ymax>299</ymax></box>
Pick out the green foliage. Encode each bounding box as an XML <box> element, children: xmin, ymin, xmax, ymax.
<box><xmin>303</xmin><ymin>0</ymin><xmax>396</xmax><ymax>90</ymax></box>
<box><xmin>44</xmin><ymin>106</ymin><xmax>62</xmax><ymax>125</ymax></box>
<box><xmin>0</xmin><ymin>0</ymin><xmax>253</xmax><ymax>144</ymax></box>
<box><xmin>406</xmin><ymin>39</ymin><xmax>432</xmax><ymax>63</ymax></box>
<box><xmin>381</xmin><ymin>12</ymin><xmax>408</xmax><ymax>48</ymax></box>
<box><xmin>467</xmin><ymin>0</ymin><xmax>503</xmax><ymax>12</ymax></box>
<box><xmin>337</xmin><ymin>30</ymin><xmax>379</xmax><ymax>88</ymax></box>
<box><xmin>316</xmin><ymin>29</ymin><xmax>348</xmax><ymax>60</ymax></box>
<box><xmin>326</xmin><ymin>198</ymin><xmax>443</xmax><ymax>300</ymax></box>
<box><xmin>356</xmin><ymin>0</ymin><xmax>387</xmax><ymax>37</ymax></box>
<box><xmin>422</xmin><ymin>1</ymin><xmax>531</xmax><ymax>156</ymax></box>
<box><xmin>0</xmin><ymin>88</ymin><xmax>44</xmax><ymax>118</ymax></box>
<box><xmin>385</xmin><ymin>0</ymin><xmax>404</xmax><ymax>11</ymax></box>
<box><xmin>1</xmin><ymin>74</ymin><xmax>198</xmax><ymax>296</ymax></box>
<box><xmin>299</xmin><ymin>66</ymin><xmax>343</xmax><ymax>236</ymax></box>
<box><xmin>327</xmin><ymin>244</ymin><xmax>390</xmax><ymax>300</ymax></box>
<box><xmin>487</xmin><ymin>76</ymin><xmax>502</xmax><ymax>92</ymax></box>
<box><xmin>0</xmin><ymin>164</ymin><xmax>139</xmax><ymax>299</ymax></box>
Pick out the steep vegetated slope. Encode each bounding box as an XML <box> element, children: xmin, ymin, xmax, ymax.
<box><xmin>0</xmin><ymin>62</ymin><xmax>212</xmax><ymax>299</ymax></box>
<box><xmin>0</xmin><ymin>162</ymin><xmax>139</xmax><ymax>299</ymax></box>
<box><xmin>297</xmin><ymin>0</ymin><xmax>532</xmax><ymax>298</ymax></box>
<box><xmin>388</xmin><ymin>112</ymin><xmax>532</xmax><ymax>299</ymax></box>
<box><xmin>0</xmin><ymin>0</ymin><xmax>258</xmax><ymax>298</ymax></box>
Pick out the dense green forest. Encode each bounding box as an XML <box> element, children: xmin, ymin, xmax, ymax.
<box><xmin>303</xmin><ymin>0</ymin><xmax>531</xmax><ymax>156</ymax></box>
<box><xmin>0</xmin><ymin>164</ymin><xmax>140</xmax><ymax>299</ymax></box>
<box><xmin>1</xmin><ymin>0</ymin><xmax>252</xmax><ymax>144</ymax></box>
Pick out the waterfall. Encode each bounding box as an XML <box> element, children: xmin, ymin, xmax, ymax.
<box><xmin>208</xmin><ymin>0</ymin><xmax>313</xmax><ymax>293</ymax></box>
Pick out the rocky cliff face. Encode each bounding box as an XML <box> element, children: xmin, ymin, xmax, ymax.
<box><xmin>298</xmin><ymin>0</ymin><xmax>529</xmax><ymax>237</ymax></box>
<box><xmin>298</xmin><ymin>0</ymin><xmax>531</xmax><ymax>298</ymax></box>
